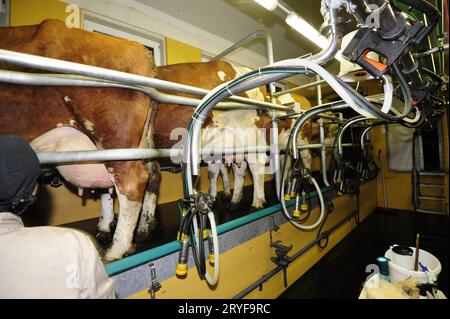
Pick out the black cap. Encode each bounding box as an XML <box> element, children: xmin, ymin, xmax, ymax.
<box><xmin>0</xmin><ymin>135</ymin><xmax>40</xmax><ymax>213</ymax></box>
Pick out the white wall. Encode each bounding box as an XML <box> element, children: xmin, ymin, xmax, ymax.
<box><xmin>65</xmin><ymin>0</ymin><xmax>271</xmax><ymax>69</ymax></box>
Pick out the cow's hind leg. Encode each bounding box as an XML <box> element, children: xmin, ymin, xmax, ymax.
<box><xmin>135</xmin><ymin>161</ymin><xmax>160</xmax><ymax>244</ymax></box>
<box><xmin>208</xmin><ymin>162</ymin><xmax>221</xmax><ymax>200</ymax></box>
<box><xmin>247</xmin><ymin>157</ymin><xmax>267</xmax><ymax>209</ymax></box>
<box><xmin>230</xmin><ymin>162</ymin><xmax>248</xmax><ymax>211</ymax></box>
<box><xmin>105</xmin><ymin>162</ymin><xmax>148</xmax><ymax>262</ymax></box>
<box><xmin>220</xmin><ymin>164</ymin><xmax>232</xmax><ymax>200</ymax></box>
<box><xmin>96</xmin><ymin>192</ymin><xmax>116</xmax><ymax>247</ymax></box>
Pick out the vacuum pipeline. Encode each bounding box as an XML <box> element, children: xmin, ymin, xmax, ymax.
<box><xmin>413</xmin><ymin>43</ymin><xmax>449</xmax><ymax>58</ymax></box>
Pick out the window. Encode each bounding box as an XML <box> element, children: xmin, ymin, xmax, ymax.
<box><xmin>0</xmin><ymin>0</ymin><xmax>9</xmax><ymax>27</ymax></box>
<box><xmin>84</xmin><ymin>19</ymin><xmax>164</xmax><ymax>66</ymax></box>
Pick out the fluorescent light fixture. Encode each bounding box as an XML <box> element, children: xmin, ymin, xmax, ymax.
<box><xmin>285</xmin><ymin>13</ymin><xmax>330</xmax><ymax>50</ymax></box>
<box><xmin>254</xmin><ymin>0</ymin><xmax>278</xmax><ymax>11</ymax></box>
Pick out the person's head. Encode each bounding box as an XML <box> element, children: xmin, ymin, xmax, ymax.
<box><xmin>0</xmin><ymin>135</ymin><xmax>40</xmax><ymax>215</ymax></box>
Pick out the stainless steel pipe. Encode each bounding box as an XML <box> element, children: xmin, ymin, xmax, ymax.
<box><xmin>291</xmin><ymin>104</ymin><xmax>350</xmax><ymax>159</ymax></box>
<box><xmin>360</xmin><ymin>121</ymin><xmax>393</xmax><ymax>149</ymax></box>
<box><xmin>310</xmin><ymin>8</ymin><xmax>344</xmax><ymax>65</ymax></box>
<box><xmin>319</xmin><ymin>120</ymin><xmax>331</xmax><ymax>187</ymax></box>
<box><xmin>210</xmin><ymin>30</ymin><xmax>276</xmax><ymax>102</ymax></box>
<box><xmin>37</xmin><ymin>143</ymin><xmax>358</xmax><ymax>165</ymax></box>
<box><xmin>0</xmin><ymin>49</ymin><xmax>291</xmax><ymax>113</ymax></box>
<box><xmin>274</xmin><ymin>79</ymin><xmax>326</xmax><ymax>98</ymax></box>
<box><xmin>337</xmin><ymin>116</ymin><xmax>368</xmax><ymax>157</ymax></box>
<box><xmin>413</xmin><ymin>43</ymin><xmax>449</xmax><ymax>58</ymax></box>
<box><xmin>0</xmin><ymin>70</ymin><xmax>291</xmax><ymax>111</ymax></box>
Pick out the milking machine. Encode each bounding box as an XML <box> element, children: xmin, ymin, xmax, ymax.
<box><xmin>286</xmin><ymin>164</ymin><xmax>315</xmax><ymax>221</ymax></box>
<box><xmin>280</xmin><ymin>102</ymin><xmax>349</xmax><ymax>231</ymax></box>
<box><xmin>176</xmin><ymin>193</ymin><xmax>217</xmax><ymax>278</ymax></box>
<box><xmin>175</xmin><ymin>0</ymin><xmax>443</xmax><ymax>285</ymax></box>
<box><xmin>357</xmin><ymin>121</ymin><xmax>394</xmax><ymax>181</ymax></box>
<box><xmin>332</xmin><ymin>116</ymin><xmax>368</xmax><ymax>195</ymax></box>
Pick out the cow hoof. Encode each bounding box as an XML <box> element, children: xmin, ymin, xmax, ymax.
<box><xmin>134</xmin><ymin>220</ymin><xmax>157</xmax><ymax>244</ymax></box>
<box><xmin>134</xmin><ymin>228</ymin><xmax>151</xmax><ymax>244</ymax></box>
<box><xmin>124</xmin><ymin>245</ymin><xmax>137</xmax><ymax>257</ymax></box>
<box><xmin>252</xmin><ymin>201</ymin><xmax>266</xmax><ymax>210</ymax></box>
<box><xmin>134</xmin><ymin>231</ymin><xmax>148</xmax><ymax>244</ymax></box>
<box><xmin>229</xmin><ymin>202</ymin><xmax>240</xmax><ymax>212</ymax></box>
<box><xmin>96</xmin><ymin>231</ymin><xmax>113</xmax><ymax>248</ymax></box>
<box><xmin>103</xmin><ymin>250</ymin><xmax>122</xmax><ymax>263</ymax></box>
<box><xmin>148</xmin><ymin>220</ymin><xmax>158</xmax><ymax>233</ymax></box>
<box><xmin>103</xmin><ymin>244</ymin><xmax>136</xmax><ymax>262</ymax></box>
<box><xmin>222</xmin><ymin>192</ymin><xmax>232</xmax><ymax>201</ymax></box>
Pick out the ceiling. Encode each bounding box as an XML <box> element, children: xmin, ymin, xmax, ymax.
<box><xmin>135</xmin><ymin>0</ymin><xmax>371</xmax><ymax>100</ymax></box>
<box><xmin>136</xmin><ymin>0</ymin><xmax>327</xmax><ymax>61</ymax></box>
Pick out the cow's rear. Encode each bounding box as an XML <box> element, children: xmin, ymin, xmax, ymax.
<box><xmin>0</xmin><ymin>20</ymin><xmax>157</xmax><ymax>261</ymax></box>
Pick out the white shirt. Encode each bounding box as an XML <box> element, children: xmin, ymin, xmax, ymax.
<box><xmin>0</xmin><ymin>213</ymin><xmax>116</xmax><ymax>299</ymax></box>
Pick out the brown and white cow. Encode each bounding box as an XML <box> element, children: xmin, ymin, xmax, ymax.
<box><xmin>0</xmin><ymin>20</ymin><xmax>158</xmax><ymax>261</ymax></box>
<box><xmin>155</xmin><ymin>62</ymin><xmax>318</xmax><ymax>210</ymax></box>
<box><xmin>154</xmin><ymin>62</ymin><xmax>269</xmax><ymax>209</ymax></box>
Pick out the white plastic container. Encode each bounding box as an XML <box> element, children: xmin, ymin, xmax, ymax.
<box><xmin>390</xmin><ymin>245</ymin><xmax>414</xmax><ymax>270</ymax></box>
<box><xmin>385</xmin><ymin>246</ymin><xmax>442</xmax><ymax>284</ymax></box>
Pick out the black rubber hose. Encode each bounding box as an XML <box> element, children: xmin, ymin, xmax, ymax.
<box><xmin>189</xmin><ymin>213</ymin><xmax>206</xmax><ymax>277</ymax></box>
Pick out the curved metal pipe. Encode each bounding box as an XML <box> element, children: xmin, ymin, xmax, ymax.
<box><xmin>210</xmin><ymin>30</ymin><xmax>276</xmax><ymax>103</ymax></box>
<box><xmin>291</xmin><ymin>103</ymin><xmax>350</xmax><ymax>160</ymax></box>
<box><xmin>337</xmin><ymin>116</ymin><xmax>368</xmax><ymax>157</ymax></box>
<box><xmin>216</xmin><ymin>8</ymin><xmax>346</xmax><ymax>107</ymax></box>
<box><xmin>0</xmin><ymin>69</ymin><xmax>292</xmax><ymax>112</ymax></box>
<box><xmin>310</xmin><ymin>8</ymin><xmax>344</xmax><ymax>65</ymax></box>
<box><xmin>211</xmin><ymin>30</ymin><xmax>273</xmax><ymax>65</ymax></box>
<box><xmin>360</xmin><ymin>121</ymin><xmax>393</xmax><ymax>150</ymax></box>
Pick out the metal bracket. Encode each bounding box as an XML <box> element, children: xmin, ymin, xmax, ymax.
<box><xmin>270</xmin><ymin>241</ymin><xmax>293</xmax><ymax>288</ymax></box>
<box><xmin>148</xmin><ymin>263</ymin><xmax>161</xmax><ymax>299</ymax></box>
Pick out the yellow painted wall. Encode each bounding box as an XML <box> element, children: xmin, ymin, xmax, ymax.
<box><xmin>166</xmin><ymin>37</ymin><xmax>202</xmax><ymax>65</ymax></box>
<box><xmin>129</xmin><ymin>180</ymin><xmax>377</xmax><ymax>299</ymax></box>
<box><xmin>372</xmin><ymin>118</ymin><xmax>448</xmax><ymax>212</ymax></box>
<box><xmin>372</xmin><ymin>126</ymin><xmax>414</xmax><ymax>211</ymax></box>
<box><xmin>10</xmin><ymin>0</ymin><xmax>70</xmax><ymax>26</ymax></box>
